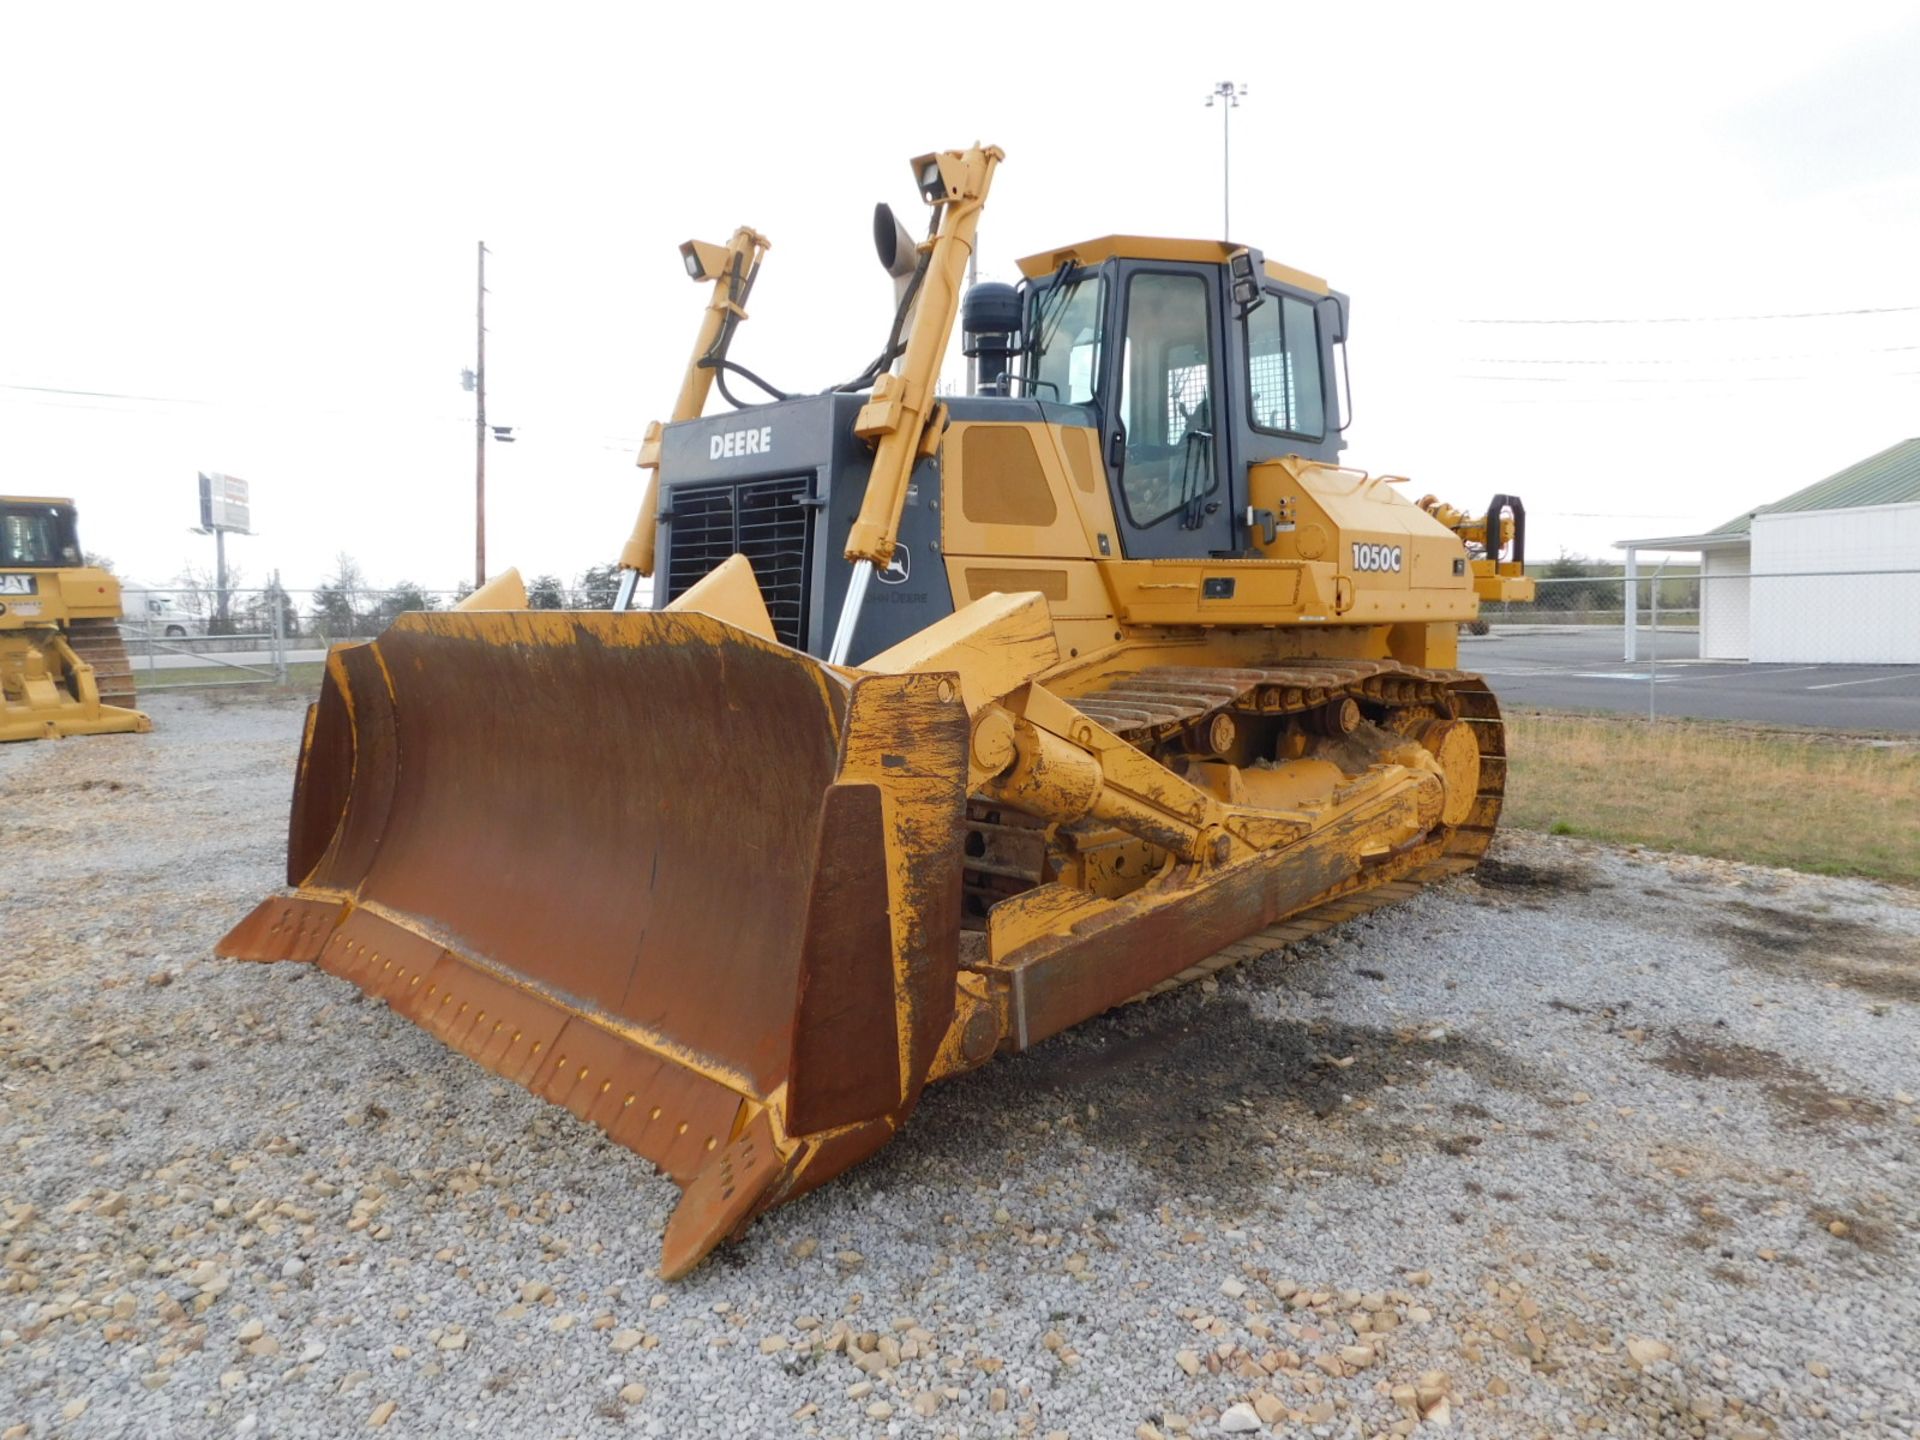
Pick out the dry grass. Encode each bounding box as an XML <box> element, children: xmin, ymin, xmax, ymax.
<box><xmin>1502</xmin><ymin>711</ymin><xmax>1920</xmax><ymax>885</ymax></box>
<box><xmin>135</xmin><ymin>661</ymin><xmax>325</xmax><ymax>691</ymax></box>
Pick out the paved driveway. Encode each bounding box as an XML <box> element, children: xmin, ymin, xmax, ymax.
<box><xmin>1466</xmin><ymin>628</ymin><xmax>1920</xmax><ymax>731</ymax></box>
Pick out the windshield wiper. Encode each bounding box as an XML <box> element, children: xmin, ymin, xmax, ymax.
<box><xmin>1179</xmin><ymin>427</ymin><xmax>1214</xmax><ymax>530</ymax></box>
<box><xmin>1023</xmin><ymin>260</ymin><xmax>1077</xmax><ymax>386</ymax></box>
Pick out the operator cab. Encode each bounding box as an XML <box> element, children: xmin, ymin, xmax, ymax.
<box><xmin>967</xmin><ymin>237</ymin><xmax>1348</xmax><ymax>561</ymax></box>
<box><xmin>1</xmin><ymin>499</ymin><xmax>84</xmax><ymax>570</ymax></box>
<box><xmin>649</xmin><ymin>234</ymin><xmax>1355</xmax><ymax>662</ymax></box>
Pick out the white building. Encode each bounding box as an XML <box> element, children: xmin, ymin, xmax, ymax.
<box><xmin>1618</xmin><ymin>438</ymin><xmax>1920</xmax><ymax>664</ymax></box>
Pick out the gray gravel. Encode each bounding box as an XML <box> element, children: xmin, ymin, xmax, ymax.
<box><xmin>2</xmin><ymin>691</ymin><xmax>1917</xmax><ymax>1439</ymax></box>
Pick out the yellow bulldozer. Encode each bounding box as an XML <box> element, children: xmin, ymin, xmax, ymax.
<box><xmin>221</xmin><ymin>145</ymin><xmax>1532</xmax><ymax>1278</ymax></box>
<box><xmin>1</xmin><ymin>496</ymin><xmax>150</xmax><ymax>742</ymax></box>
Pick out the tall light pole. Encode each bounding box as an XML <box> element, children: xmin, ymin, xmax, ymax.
<box><xmin>1205</xmin><ymin>81</ymin><xmax>1246</xmax><ymax>238</ymax></box>
<box><xmin>462</xmin><ymin>244</ymin><xmax>516</xmax><ymax>590</ymax></box>
<box><xmin>474</xmin><ymin>240</ymin><xmax>488</xmax><ymax>589</ymax></box>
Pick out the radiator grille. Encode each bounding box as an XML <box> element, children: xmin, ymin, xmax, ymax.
<box><xmin>662</xmin><ymin>475</ymin><xmax>814</xmax><ymax>649</ymax></box>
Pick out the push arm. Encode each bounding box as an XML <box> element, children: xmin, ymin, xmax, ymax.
<box><xmin>829</xmin><ymin>145</ymin><xmax>1003</xmax><ymax>661</ymax></box>
<box><xmin>614</xmin><ymin>226</ymin><xmax>772</xmax><ymax>607</ymax></box>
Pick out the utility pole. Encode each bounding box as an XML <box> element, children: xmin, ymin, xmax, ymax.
<box><xmin>1205</xmin><ymin>81</ymin><xmax>1246</xmax><ymax>237</ymax></box>
<box><xmin>474</xmin><ymin>240</ymin><xmax>488</xmax><ymax>589</ymax></box>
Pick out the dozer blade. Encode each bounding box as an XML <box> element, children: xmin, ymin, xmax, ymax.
<box><xmin>219</xmin><ymin>608</ymin><xmax>970</xmax><ymax>1277</ymax></box>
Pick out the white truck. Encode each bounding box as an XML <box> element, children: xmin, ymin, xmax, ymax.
<box><xmin>118</xmin><ymin>581</ymin><xmax>204</xmax><ymax>639</ymax></box>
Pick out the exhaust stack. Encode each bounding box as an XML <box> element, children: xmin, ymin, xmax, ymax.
<box><xmin>872</xmin><ymin>203</ymin><xmax>921</xmax><ymax>379</ymax></box>
<box><xmin>872</xmin><ymin>202</ymin><xmax>919</xmax><ymax>306</ymax></box>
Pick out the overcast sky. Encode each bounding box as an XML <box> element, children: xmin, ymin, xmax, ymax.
<box><xmin>4</xmin><ymin>2</ymin><xmax>1917</xmax><ymax>598</ymax></box>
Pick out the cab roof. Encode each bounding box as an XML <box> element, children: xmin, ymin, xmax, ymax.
<box><xmin>1</xmin><ymin>496</ymin><xmax>77</xmax><ymax>507</ymax></box>
<box><xmin>1013</xmin><ymin>235</ymin><xmax>1329</xmax><ymax>296</ymax></box>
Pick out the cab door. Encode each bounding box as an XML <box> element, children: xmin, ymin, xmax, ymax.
<box><xmin>1101</xmin><ymin>263</ymin><xmax>1234</xmax><ymax>558</ymax></box>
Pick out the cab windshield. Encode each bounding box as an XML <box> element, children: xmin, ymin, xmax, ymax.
<box><xmin>1</xmin><ymin>503</ymin><xmax>82</xmax><ymax>568</ymax></box>
<box><xmin>1026</xmin><ymin>272</ymin><xmax>1105</xmax><ymax>405</ymax></box>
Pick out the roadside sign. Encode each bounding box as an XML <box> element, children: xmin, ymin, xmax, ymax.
<box><xmin>198</xmin><ymin>472</ymin><xmax>251</xmax><ymax>533</ymax></box>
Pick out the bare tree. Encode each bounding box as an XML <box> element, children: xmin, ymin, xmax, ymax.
<box><xmin>168</xmin><ymin>565</ymin><xmax>215</xmax><ymax>623</ymax></box>
<box><xmin>312</xmin><ymin>553</ymin><xmax>370</xmax><ymax>639</ymax></box>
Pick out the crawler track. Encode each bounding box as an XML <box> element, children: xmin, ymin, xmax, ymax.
<box><xmin>66</xmin><ymin>617</ymin><xmax>138</xmax><ymax>709</ymax></box>
<box><xmin>1141</xmin><ymin>671</ymin><xmax>1505</xmax><ymax>996</ymax></box>
<box><xmin>966</xmin><ymin>660</ymin><xmax>1507</xmax><ymax>996</ymax></box>
<box><xmin>1071</xmin><ymin>658</ymin><xmax>1468</xmax><ymax>740</ymax></box>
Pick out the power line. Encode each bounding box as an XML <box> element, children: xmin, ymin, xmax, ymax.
<box><xmin>1465</xmin><ymin>344</ymin><xmax>1920</xmax><ymax>366</ymax></box>
<box><xmin>1476</xmin><ymin>380</ymin><xmax>1920</xmax><ymax>406</ymax></box>
<box><xmin>0</xmin><ymin>382</ymin><xmax>653</xmax><ymax>447</ymax></box>
<box><xmin>0</xmin><ymin>395</ymin><xmax>169</xmax><ymax>417</ymax></box>
<box><xmin>1460</xmin><ymin>303</ymin><xmax>1920</xmax><ymax>325</ymax></box>
<box><xmin>0</xmin><ymin>387</ymin><xmax>477</xmax><ymax>429</ymax></box>
<box><xmin>1</xmin><ymin>381</ymin><xmax>215</xmax><ymax>405</ymax></box>
<box><xmin>1457</xmin><ymin>370</ymin><xmax>1920</xmax><ymax>385</ymax></box>
<box><xmin>0</xmin><ymin>379</ymin><xmax>470</xmax><ymax>419</ymax></box>
<box><xmin>1462</xmin><ymin>374</ymin><xmax>1801</xmax><ymax>385</ymax></box>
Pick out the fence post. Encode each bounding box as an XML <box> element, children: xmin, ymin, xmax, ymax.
<box><xmin>1622</xmin><ymin>547</ymin><xmax>1638</xmax><ymax>662</ymax></box>
<box><xmin>272</xmin><ymin>570</ymin><xmax>288</xmax><ymax>686</ymax></box>
<box><xmin>1647</xmin><ymin>561</ymin><xmax>1665</xmax><ymax>722</ymax></box>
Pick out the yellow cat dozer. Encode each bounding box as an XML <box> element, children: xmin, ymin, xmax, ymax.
<box><xmin>1</xmin><ymin>497</ymin><xmax>149</xmax><ymax>742</ymax></box>
<box><xmin>221</xmin><ymin>145</ymin><xmax>1532</xmax><ymax>1278</ymax></box>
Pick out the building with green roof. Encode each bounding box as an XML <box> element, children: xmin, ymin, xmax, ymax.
<box><xmin>1617</xmin><ymin>439</ymin><xmax>1920</xmax><ymax>663</ymax></box>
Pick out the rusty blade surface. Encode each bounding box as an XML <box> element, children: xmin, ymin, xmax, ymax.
<box><xmin>304</xmin><ymin>609</ymin><xmax>849</xmax><ymax>1094</ymax></box>
<box><xmin>221</xmin><ymin>607</ymin><xmax>971</xmax><ymax>1276</ymax></box>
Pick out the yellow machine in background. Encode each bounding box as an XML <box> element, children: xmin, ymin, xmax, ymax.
<box><xmin>222</xmin><ymin>144</ymin><xmax>1533</xmax><ymax>1278</ymax></box>
<box><xmin>1</xmin><ymin>497</ymin><xmax>149</xmax><ymax>742</ymax></box>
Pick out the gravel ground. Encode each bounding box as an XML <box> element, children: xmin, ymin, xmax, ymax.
<box><xmin>2</xmin><ymin>691</ymin><xmax>1917</xmax><ymax>1440</ymax></box>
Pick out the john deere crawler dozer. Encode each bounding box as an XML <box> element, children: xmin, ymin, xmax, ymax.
<box><xmin>221</xmin><ymin>145</ymin><xmax>1532</xmax><ymax>1277</ymax></box>
<box><xmin>1</xmin><ymin>497</ymin><xmax>149</xmax><ymax>742</ymax></box>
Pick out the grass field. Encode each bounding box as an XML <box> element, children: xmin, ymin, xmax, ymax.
<box><xmin>1503</xmin><ymin>710</ymin><xmax>1920</xmax><ymax>885</ymax></box>
<box><xmin>138</xmin><ymin>661</ymin><xmax>326</xmax><ymax>691</ymax></box>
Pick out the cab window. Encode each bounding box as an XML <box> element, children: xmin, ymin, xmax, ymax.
<box><xmin>1028</xmin><ymin>273</ymin><xmax>1105</xmax><ymax>405</ymax></box>
<box><xmin>1</xmin><ymin>503</ymin><xmax>81</xmax><ymax>567</ymax></box>
<box><xmin>1246</xmin><ymin>292</ymin><xmax>1324</xmax><ymax>438</ymax></box>
<box><xmin>1117</xmin><ymin>272</ymin><xmax>1217</xmax><ymax>528</ymax></box>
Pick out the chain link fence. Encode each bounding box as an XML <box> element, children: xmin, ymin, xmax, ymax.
<box><xmin>1468</xmin><ymin>568</ymin><xmax>1920</xmax><ymax>723</ymax></box>
<box><xmin>113</xmin><ymin>567</ymin><xmax>1915</xmax><ymax>698</ymax></box>
<box><xmin>119</xmin><ymin>587</ymin><xmax>297</xmax><ymax>691</ymax></box>
<box><xmin>1485</xmin><ymin>569</ymin><xmax>1920</xmax><ymax>665</ymax></box>
<box><xmin>115</xmin><ymin>575</ymin><xmax>645</xmax><ymax>692</ymax></box>
<box><xmin>1484</xmin><ymin>572</ymin><xmax>1698</xmax><ymax>631</ymax></box>
<box><xmin>117</xmin><ymin>586</ymin><xmax>473</xmax><ymax>691</ymax></box>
